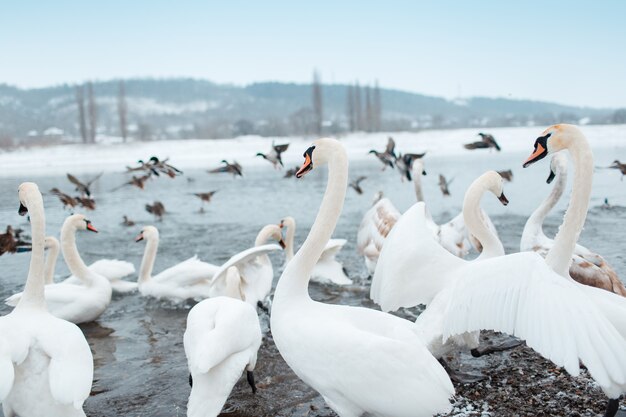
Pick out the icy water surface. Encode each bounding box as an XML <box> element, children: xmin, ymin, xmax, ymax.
<box><xmin>1</xmin><ymin>145</ymin><xmax>626</xmax><ymax>416</ymax></box>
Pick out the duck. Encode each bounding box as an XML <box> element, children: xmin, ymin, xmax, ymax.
<box><xmin>0</xmin><ymin>183</ymin><xmax>93</xmax><ymax>417</ymax></box>
<box><xmin>377</xmin><ymin>125</ymin><xmax>626</xmax><ymax>417</ymax></box>
<box><xmin>49</xmin><ymin>188</ymin><xmax>78</xmax><ymax>209</ymax></box>
<box><xmin>66</xmin><ymin>172</ymin><xmax>102</xmax><ymax>197</ymax></box>
<box><xmin>193</xmin><ymin>191</ymin><xmax>218</xmax><ymax>213</ymax></box>
<box><xmin>348</xmin><ymin>176</ymin><xmax>366</xmax><ymax>195</ymax></box>
<box><xmin>256</xmin><ymin>141</ymin><xmax>289</xmax><ymax>168</ymax></box>
<box><xmin>122</xmin><ymin>215</ymin><xmax>135</xmax><ymax>227</ymax></box>
<box><xmin>6</xmin><ymin>214</ymin><xmax>113</xmax><ymax>324</ymax></box>
<box><xmin>368</xmin><ymin>137</ymin><xmax>396</xmax><ymax>170</ymax></box>
<box><xmin>271</xmin><ymin>139</ymin><xmax>454</xmax><ymax>417</ymax></box>
<box><xmin>521</xmin><ymin>153</ymin><xmax>626</xmax><ymax>296</ymax></box>
<box><xmin>111</xmin><ymin>174</ymin><xmax>151</xmax><ymax>191</ymax></box>
<box><xmin>0</xmin><ymin>225</ymin><xmax>30</xmax><ymax>256</ymax></box>
<box><xmin>148</xmin><ymin>156</ymin><xmax>183</xmax><ymax>178</ymax></box>
<box><xmin>135</xmin><ymin>226</ymin><xmax>219</xmax><ymax>302</ymax></box>
<box><xmin>438</xmin><ymin>174</ymin><xmax>452</xmax><ymax>196</ymax></box>
<box><xmin>464</xmin><ymin>132</ymin><xmax>501</xmax><ymax>151</ymax></box>
<box><xmin>41</xmin><ymin>234</ymin><xmax>137</xmax><ymax>294</ymax></box>
<box><xmin>209</xmin><ymin>225</ymin><xmax>284</xmax><ymax>307</ymax></box>
<box><xmin>145</xmin><ymin>201</ymin><xmax>165</xmax><ymax>221</ymax></box>
<box><xmin>395</xmin><ymin>152</ymin><xmax>426</xmax><ymax>182</ymax></box>
<box><xmin>184</xmin><ymin>294</ymin><xmax>262</xmax><ymax>417</ymax></box>
<box><xmin>208</xmin><ymin>160</ymin><xmax>243</xmax><ymax>177</ymax></box>
<box><xmin>280</xmin><ymin>217</ymin><xmax>352</xmax><ymax>286</ymax></box>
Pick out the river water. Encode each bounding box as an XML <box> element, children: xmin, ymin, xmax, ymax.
<box><xmin>0</xmin><ymin>134</ymin><xmax>625</xmax><ymax>416</ymax></box>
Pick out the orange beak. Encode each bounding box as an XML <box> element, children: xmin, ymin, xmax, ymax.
<box><xmin>86</xmin><ymin>223</ymin><xmax>99</xmax><ymax>233</ymax></box>
<box><xmin>523</xmin><ymin>143</ymin><xmax>545</xmax><ymax>168</ymax></box>
<box><xmin>296</xmin><ymin>153</ymin><xmax>313</xmax><ymax>178</ymax></box>
<box><xmin>135</xmin><ymin>232</ymin><xmax>144</xmax><ymax>242</ymax></box>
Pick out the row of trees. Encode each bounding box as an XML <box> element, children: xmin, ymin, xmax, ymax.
<box><xmin>75</xmin><ymin>81</ymin><xmax>131</xmax><ymax>143</ymax></box>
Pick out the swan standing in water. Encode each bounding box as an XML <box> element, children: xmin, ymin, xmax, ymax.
<box><xmin>184</xmin><ymin>294</ymin><xmax>262</xmax><ymax>417</ymax></box>
<box><xmin>6</xmin><ymin>214</ymin><xmax>112</xmax><ymax>324</ymax></box>
<box><xmin>279</xmin><ymin>216</ymin><xmax>352</xmax><ymax>285</ymax></box>
<box><xmin>209</xmin><ymin>225</ymin><xmax>284</xmax><ymax>307</ymax></box>
<box><xmin>521</xmin><ymin>153</ymin><xmax>626</xmax><ymax>296</ymax></box>
<box><xmin>135</xmin><ymin>226</ymin><xmax>219</xmax><ymax>302</ymax></box>
<box><xmin>271</xmin><ymin>139</ymin><xmax>454</xmax><ymax>417</ymax></box>
<box><xmin>0</xmin><ymin>183</ymin><xmax>93</xmax><ymax>417</ymax></box>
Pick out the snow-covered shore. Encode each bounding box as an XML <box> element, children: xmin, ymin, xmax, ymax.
<box><xmin>1</xmin><ymin>124</ymin><xmax>625</xmax><ymax>177</ymax></box>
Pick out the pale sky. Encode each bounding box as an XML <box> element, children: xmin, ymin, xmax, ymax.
<box><xmin>1</xmin><ymin>0</ymin><xmax>625</xmax><ymax>108</ymax></box>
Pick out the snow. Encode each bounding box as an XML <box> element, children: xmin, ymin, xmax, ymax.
<box><xmin>0</xmin><ymin>124</ymin><xmax>624</xmax><ymax>177</ymax></box>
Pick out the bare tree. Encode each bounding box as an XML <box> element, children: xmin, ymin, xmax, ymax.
<box><xmin>346</xmin><ymin>85</ymin><xmax>356</xmax><ymax>132</ymax></box>
<box><xmin>373</xmin><ymin>80</ymin><xmax>382</xmax><ymax>131</ymax></box>
<box><xmin>75</xmin><ymin>85</ymin><xmax>88</xmax><ymax>143</ymax></box>
<box><xmin>365</xmin><ymin>85</ymin><xmax>373</xmax><ymax>132</ymax></box>
<box><xmin>117</xmin><ymin>80</ymin><xmax>128</xmax><ymax>142</ymax></box>
<box><xmin>86</xmin><ymin>82</ymin><xmax>97</xmax><ymax>143</ymax></box>
<box><xmin>312</xmin><ymin>70</ymin><xmax>323</xmax><ymax>136</ymax></box>
<box><xmin>355</xmin><ymin>82</ymin><xmax>363</xmax><ymax>131</ymax></box>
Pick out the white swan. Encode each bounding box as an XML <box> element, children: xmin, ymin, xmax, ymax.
<box><xmin>374</xmin><ymin>125</ymin><xmax>626</xmax><ymax>415</ymax></box>
<box><xmin>209</xmin><ymin>225</ymin><xmax>284</xmax><ymax>306</ymax></box>
<box><xmin>521</xmin><ymin>153</ymin><xmax>626</xmax><ymax>296</ymax></box>
<box><xmin>6</xmin><ymin>214</ymin><xmax>112</xmax><ymax>324</ymax></box>
<box><xmin>0</xmin><ymin>182</ymin><xmax>93</xmax><ymax>417</ymax></box>
<box><xmin>271</xmin><ymin>138</ymin><xmax>454</xmax><ymax>417</ymax></box>
<box><xmin>357</xmin><ymin>158</ymin><xmax>495</xmax><ymax>275</ymax></box>
<box><xmin>42</xmin><ymin>234</ymin><xmax>137</xmax><ymax>293</ymax></box>
<box><xmin>135</xmin><ymin>225</ymin><xmax>219</xmax><ymax>302</ymax></box>
<box><xmin>280</xmin><ymin>216</ymin><xmax>352</xmax><ymax>285</ymax></box>
<box><xmin>184</xmin><ymin>294</ymin><xmax>262</xmax><ymax>417</ymax></box>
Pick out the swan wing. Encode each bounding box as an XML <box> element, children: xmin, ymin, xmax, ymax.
<box><xmin>577</xmin><ymin>284</ymin><xmax>626</xmax><ymax>338</ymax></box>
<box><xmin>442</xmin><ymin>252</ymin><xmax>626</xmax><ymax>394</ymax></box>
<box><xmin>184</xmin><ymin>298</ymin><xmax>261</xmax><ymax>374</ymax></box>
<box><xmin>319</xmin><ymin>238</ymin><xmax>346</xmax><ymax>260</ymax></box>
<box><xmin>152</xmin><ymin>255</ymin><xmax>219</xmax><ymax>286</ymax></box>
<box><xmin>371</xmin><ymin>202</ymin><xmax>465</xmax><ymax>312</ymax></box>
<box><xmin>356</xmin><ymin>198</ymin><xmax>400</xmax><ymax>257</ymax></box>
<box><xmin>88</xmin><ymin>259</ymin><xmax>135</xmax><ymax>281</ymax></box>
<box><xmin>438</xmin><ymin>212</ymin><xmax>470</xmax><ymax>257</ymax></box>
<box><xmin>39</xmin><ymin>319</ymin><xmax>93</xmax><ymax>408</ymax></box>
<box><xmin>5</xmin><ymin>283</ymin><xmax>86</xmax><ymax>309</ymax></box>
<box><xmin>210</xmin><ymin>244</ymin><xmax>281</xmax><ymax>287</ymax></box>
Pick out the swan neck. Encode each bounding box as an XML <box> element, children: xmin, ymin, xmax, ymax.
<box><xmin>275</xmin><ymin>145</ymin><xmax>348</xmax><ymax>300</ymax></box>
<box><xmin>44</xmin><ymin>240</ymin><xmax>60</xmax><ymax>285</ymax></box>
<box><xmin>139</xmin><ymin>236</ymin><xmax>158</xmax><ymax>284</ymax></box>
<box><xmin>412</xmin><ymin>167</ymin><xmax>424</xmax><ymax>203</ymax></box>
<box><xmin>284</xmin><ymin>219</ymin><xmax>295</xmax><ymax>261</ymax></box>
<box><xmin>17</xmin><ymin>194</ymin><xmax>47</xmax><ymax>310</ymax></box>
<box><xmin>463</xmin><ymin>181</ymin><xmax>504</xmax><ymax>258</ymax></box>
<box><xmin>545</xmin><ymin>139</ymin><xmax>593</xmax><ymax>276</ymax></box>
<box><xmin>61</xmin><ymin>223</ymin><xmax>91</xmax><ymax>282</ymax></box>
<box><xmin>522</xmin><ymin>164</ymin><xmax>567</xmax><ymax>248</ymax></box>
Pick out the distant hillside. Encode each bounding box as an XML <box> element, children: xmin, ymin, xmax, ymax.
<box><xmin>0</xmin><ymin>78</ymin><xmax>619</xmax><ymax>144</ymax></box>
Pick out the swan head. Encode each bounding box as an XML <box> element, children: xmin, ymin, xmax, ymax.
<box><xmin>44</xmin><ymin>236</ymin><xmax>60</xmax><ymax>251</ymax></box>
<box><xmin>135</xmin><ymin>225</ymin><xmax>159</xmax><ymax>242</ymax></box>
<box><xmin>65</xmin><ymin>214</ymin><xmax>99</xmax><ymax>233</ymax></box>
<box><xmin>469</xmin><ymin>171</ymin><xmax>508</xmax><ymax>206</ymax></box>
<box><xmin>546</xmin><ymin>153</ymin><xmax>568</xmax><ymax>184</ymax></box>
<box><xmin>523</xmin><ymin>124</ymin><xmax>582</xmax><ymax>168</ymax></box>
<box><xmin>278</xmin><ymin>216</ymin><xmax>295</xmax><ymax>232</ymax></box>
<box><xmin>256</xmin><ymin>224</ymin><xmax>285</xmax><ymax>248</ymax></box>
<box><xmin>296</xmin><ymin>138</ymin><xmax>342</xmax><ymax>178</ymax></box>
<box><xmin>17</xmin><ymin>182</ymin><xmax>41</xmax><ymax>215</ymax></box>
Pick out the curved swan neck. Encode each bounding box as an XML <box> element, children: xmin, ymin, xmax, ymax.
<box><xmin>17</xmin><ymin>190</ymin><xmax>47</xmax><ymax>310</ymax></box>
<box><xmin>283</xmin><ymin>218</ymin><xmax>296</xmax><ymax>261</ymax></box>
<box><xmin>462</xmin><ymin>178</ymin><xmax>504</xmax><ymax>259</ymax></box>
<box><xmin>275</xmin><ymin>141</ymin><xmax>348</xmax><ymax>300</ymax></box>
<box><xmin>412</xmin><ymin>162</ymin><xmax>425</xmax><ymax>203</ymax></box>
<box><xmin>545</xmin><ymin>134</ymin><xmax>593</xmax><ymax>276</ymax></box>
<box><xmin>44</xmin><ymin>237</ymin><xmax>60</xmax><ymax>285</ymax></box>
<box><xmin>254</xmin><ymin>226</ymin><xmax>274</xmax><ymax>247</ymax></box>
<box><xmin>522</xmin><ymin>160</ymin><xmax>567</xmax><ymax>247</ymax></box>
<box><xmin>61</xmin><ymin>222</ymin><xmax>91</xmax><ymax>281</ymax></box>
<box><xmin>139</xmin><ymin>235</ymin><xmax>159</xmax><ymax>284</ymax></box>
